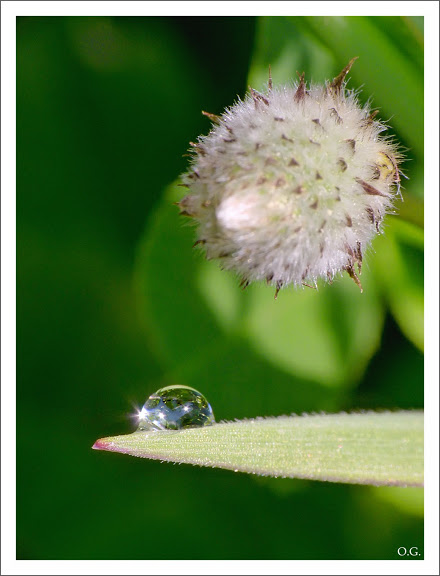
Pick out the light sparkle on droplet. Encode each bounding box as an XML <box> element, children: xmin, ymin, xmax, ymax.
<box><xmin>136</xmin><ymin>385</ymin><xmax>215</xmax><ymax>431</ymax></box>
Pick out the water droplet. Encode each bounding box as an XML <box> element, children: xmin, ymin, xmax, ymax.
<box><xmin>137</xmin><ymin>385</ymin><xmax>215</xmax><ymax>431</ymax></box>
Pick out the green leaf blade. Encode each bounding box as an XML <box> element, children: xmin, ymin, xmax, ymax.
<box><xmin>94</xmin><ymin>411</ymin><xmax>423</xmax><ymax>487</ymax></box>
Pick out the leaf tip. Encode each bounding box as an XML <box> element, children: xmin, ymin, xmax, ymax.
<box><xmin>92</xmin><ymin>437</ymin><xmax>116</xmax><ymax>452</ymax></box>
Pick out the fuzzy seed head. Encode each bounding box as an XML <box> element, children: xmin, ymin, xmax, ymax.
<box><xmin>180</xmin><ymin>60</ymin><xmax>402</xmax><ymax>295</ymax></box>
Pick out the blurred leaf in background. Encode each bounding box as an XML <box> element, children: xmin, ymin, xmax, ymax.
<box><xmin>17</xmin><ymin>16</ymin><xmax>423</xmax><ymax>560</ymax></box>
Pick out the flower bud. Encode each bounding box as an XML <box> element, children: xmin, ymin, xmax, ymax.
<box><xmin>179</xmin><ymin>59</ymin><xmax>402</xmax><ymax>297</ymax></box>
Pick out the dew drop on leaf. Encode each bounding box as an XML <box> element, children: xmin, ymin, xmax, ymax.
<box><xmin>137</xmin><ymin>385</ymin><xmax>215</xmax><ymax>431</ymax></box>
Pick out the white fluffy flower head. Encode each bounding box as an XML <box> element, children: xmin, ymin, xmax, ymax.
<box><xmin>179</xmin><ymin>58</ymin><xmax>402</xmax><ymax>297</ymax></box>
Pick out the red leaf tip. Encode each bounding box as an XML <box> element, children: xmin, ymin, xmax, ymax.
<box><xmin>92</xmin><ymin>438</ymin><xmax>113</xmax><ymax>451</ymax></box>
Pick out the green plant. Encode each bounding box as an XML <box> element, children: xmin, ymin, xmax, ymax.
<box><xmin>16</xmin><ymin>14</ymin><xmax>424</xmax><ymax>561</ymax></box>
<box><xmin>94</xmin><ymin>411</ymin><xmax>423</xmax><ymax>486</ymax></box>
<box><xmin>94</xmin><ymin>17</ymin><xmax>423</xmax><ymax>490</ymax></box>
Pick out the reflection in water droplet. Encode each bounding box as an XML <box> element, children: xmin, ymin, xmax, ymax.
<box><xmin>137</xmin><ymin>385</ymin><xmax>215</xmax><ymax>431</ymax></box>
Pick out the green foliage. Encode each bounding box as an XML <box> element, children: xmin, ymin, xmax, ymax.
<box><xmin>17</xmin><ymin>16</ymin><xmax>423</xmax><ymax>560</ymax></box>
<box><xmin>95</xmin><ymin>411</ymin><xmax>423</xmax><ymax>487</ymax></box>
<box><xmin>248</xmin><ymin>16</ymin><xmax>424</xmax><ymax>351</ymax></box>
<box><xmin>288</xmin><ymin>17</ymin><xmax>424</xmax><ymax>159</ymax></box>
<box><xmin>138</xmin><ymin>182</ymin><xmax>386</xmax><ymax>396</ymax></box>
<box><xmin>371</xmin><ymin>219</ymin><xmax>424</xmax><ymax>351</ymax></box>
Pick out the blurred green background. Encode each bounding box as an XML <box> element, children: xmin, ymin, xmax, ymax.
<box><xmin>17</xmin><ymin>16</ymin><xmax>424</xmax><ymax>560</ymax></box>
